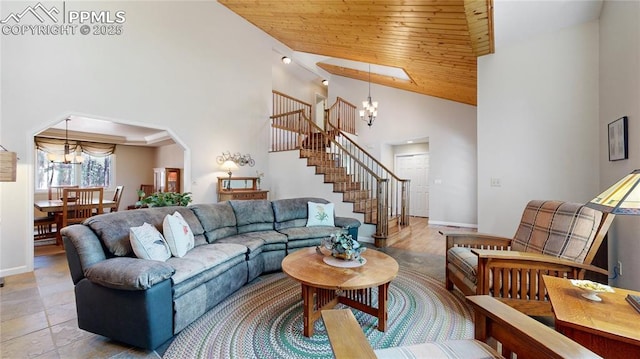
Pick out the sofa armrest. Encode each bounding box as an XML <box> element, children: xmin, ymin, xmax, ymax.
<box><xmin>84</xmin><ymin>257</ymin><xmax>175</xmax><ymax>291</ymax></box>
<box><xmin>62</xmin><ymin>225</ymin><xmax>108</xmax><ymax>284</ymax></box>
<box><xmin>334</xmin><ymin>216</ymin><xmax>361</xmax><ymax>229</ymax></box>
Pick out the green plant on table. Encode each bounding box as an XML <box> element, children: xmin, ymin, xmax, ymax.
<box><xmin>136</xmin><ymin>190</ymin><xmax>192</xmax><ymax>207</ymax></box>
<box><xmin>322</xmin><ymin>232</ymin><xmax>366</xmax><ymax>263</ymax></box>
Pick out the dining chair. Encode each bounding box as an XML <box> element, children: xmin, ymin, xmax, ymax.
<box><xmin>34</xmin><ymin>185</ymin><xmax>80</xmax><ymax>243</ymax></box>
<box><xmin>110</xmin><ymin>185</ymin><xmax>125</xmax><ymax>212</ymax></box>
<box><xmin>139</xmin><ymin>184</ymin><xmax>155</xmax><ymax>198</ymax></box>
<box><xmin>61</xmin><ymin>187</ymin><xmax>104</xmax><ymax>232</ymax></box>
<box><xmin>34</xmin><ymin>215</ymin><xmax>57</xmax><ymax>242</ymax></box>
<box><xmin>48</xmin><ymin>185</ymin><xmax>79</xmax><ymax>200</ymax></box>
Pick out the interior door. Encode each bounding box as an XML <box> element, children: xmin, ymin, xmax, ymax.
<box><xmin>395</xmin><ymin>153</ymin><xmax>429</xmax><ymax>217</ymax></box>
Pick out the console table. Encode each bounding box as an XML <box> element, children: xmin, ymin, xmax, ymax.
<box><xmin>543</xmin><ymin>275</ymin><xmax>640</xmax><ymax>359</ymax></box>
<box><xmin>217</xmin><ymin>176</ymin><xmax>268</xmax><ymax>202</ymax></box>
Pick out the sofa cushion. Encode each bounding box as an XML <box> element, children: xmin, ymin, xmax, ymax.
<box><xmin>238</xmin><ymin>230</ymin><xmax>288</xmax><ymax>251</ymax></box>
<box><xmin>374</xmin><ymin>340</ymin><xmax>500</xmax><ymax>359</ymax></box>
<box><xmin>272</xmin><ymin>197</ymin><xmax>329</xmax><ymax>230</ymax></box>
<box><xmin>229</xmin><ymin>200</ymin><xmax>274</xmax><ymax>234</ymax></box>
<box><xmin>163</xmin><ymin>212</ymin><xmax>195</xmax><ymax>257</ymax></box>
<box><xmin>216</xmin><ymin>235</ymin><xmax>264</xmax><ymax>259</ymax></box>
<box><xmin>190</xmin><ymin>203</ymin><xmax>237</xmax><ymax>243</ymax></box>
<box><xmin>84</xmin><ymin>257</ymin><xmax>175</xmax><ymax>291</ymax></box>
<box><xmin>512</xmin><ymin>200</ymin><xmax>603</xmax><ymax>263</ymax></box>
<box><xmin>166</xmin><ymin>242</ymin><xmax>247</xmax><ymax>285</ymax></box>
<box><xmin>306</xmin><ymin>202</ymin><xmax>335</xmax><ymax>227</ymax></box>
<box><xmin>130</xmin><ymin>223</ymin><xmax>172</xmax><ymax>261</ymax></box>
<box><xmin>85</xmin><ymin>206</ymin><xmax>203</xmax><ymax>256</ymax></box>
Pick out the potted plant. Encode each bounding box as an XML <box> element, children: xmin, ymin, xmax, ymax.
<box><xmin>136</xmin><ymin>190</ymin><xmax>192</xmax><ymax>207</ymax></box>
<box><xmin>322</xmin><ymin>233</ymin><xmax>366</xmax><ymax>263</ymax></box>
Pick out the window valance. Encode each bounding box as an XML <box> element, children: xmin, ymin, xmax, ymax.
<box><xmin>35</xmin><ymin>137</ymin><xmax>116</xmax><ymax>157</ymax></box>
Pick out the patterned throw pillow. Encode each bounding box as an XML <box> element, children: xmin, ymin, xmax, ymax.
<box><xmin>306</xmin><ymin>202</ymin><xmax>335</xmax><ymax>227</ymax></box>
<box><xmin>163</xmin><ymin>211</ymin><xmax>195</xmax><ymax>257</ymax></box>
<box><xmin>129</xmin><ymin>222</ymin><xmax>171</xmax><ymax>261</ymax></box>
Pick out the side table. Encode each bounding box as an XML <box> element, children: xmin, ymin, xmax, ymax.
<box><xmin>543</xmin><ymin>275</ymin><xmax>640</xmax><ymax>359</ymax></box>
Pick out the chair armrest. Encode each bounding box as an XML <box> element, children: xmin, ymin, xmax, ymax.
<box><xmin>321</xmin><ymin>309</ymin><xmax>376</xmax><ymax>359</ymax></box>
<box><xmin>442</xmin><ymin>231</ymin><xmax>512</xmax><ymax>250</ymax></box>
<box><xmin>471</xmin><ymin>249</ymin><xmax>609</xmax><ymax>275</ymax></box>
<box><xmin>467</xmin><ymin>295</ymin><xmax>602</xmax><ymax>359</ymax></box>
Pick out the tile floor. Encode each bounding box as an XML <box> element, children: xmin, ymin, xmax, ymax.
<box><xmin>1</xmin><ymin>246</ymin><xmax>160</xmax><ymax>359</ymax></box>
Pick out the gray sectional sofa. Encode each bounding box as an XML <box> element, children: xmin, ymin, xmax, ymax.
<box><xmin>61</xmin><ymin>197</ymin><xmax>360</xmax><ymax>350</ymax></box>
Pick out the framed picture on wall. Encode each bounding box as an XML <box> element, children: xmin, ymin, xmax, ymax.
<box><xmin>608</xmin><ymin>116</ymin><xmax>628</xmax><ymax>161</ymax></box>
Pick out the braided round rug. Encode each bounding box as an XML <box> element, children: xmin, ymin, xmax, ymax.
<box><xmin>163</xmin><ymin>267</ymin><xmax>473</xmax><ymax>359</ymax></box>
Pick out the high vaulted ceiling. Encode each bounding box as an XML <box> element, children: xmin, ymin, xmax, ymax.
<box><xmin>219</xmin><ymin>0</ymin><xmax>494</xmax><ymax>106</ymax></box>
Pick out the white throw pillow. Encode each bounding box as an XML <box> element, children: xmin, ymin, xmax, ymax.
<box><xmin>130</xmin><ymin>222</ymin><xmax>171</xmax><ymax>261</ymax></box>
<box><xmin>163</xmin><ymin>211</ymin><xmax>195</xmax><ymax>257</ymax></box>
<box><xmin>306</xmin><ymin>202</ymin><xmax>335</xmax><ymax>227</ymax></box>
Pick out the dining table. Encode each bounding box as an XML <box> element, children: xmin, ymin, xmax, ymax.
<box><xmin>34</xmin><ymin>199</ymin><xmax>117</xmax><ymax>245</ymax></box>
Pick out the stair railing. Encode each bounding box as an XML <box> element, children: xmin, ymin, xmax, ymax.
<box><xmin>269</xmin><ymin>91</ymin><xmax>410</xmax><ymax>243</ymax></box>
<box><xmin>327</xmin><ymin>97</ymin><xmax>357</xmax><ymax>135</ymax></box>
<box><xmin>326</xmin><ymin>121</ymin><xmax>411</xmax><ymax>231</ymax></box>
<box><xmin>298</xmin><ymin>114</ymin><xmax>391</xmax><ymax>240</ymax></box>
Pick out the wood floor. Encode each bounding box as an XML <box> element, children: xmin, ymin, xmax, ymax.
<box><xmin>385</xmin><ymin>216</ymin><xmax>475</xmax><ymax>254</ymax></box>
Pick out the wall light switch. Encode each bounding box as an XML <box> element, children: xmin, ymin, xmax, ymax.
<box><xmin>490</xmin><ymin>178</ymin><xmax>501</xmax><ymax>187</ymax></box>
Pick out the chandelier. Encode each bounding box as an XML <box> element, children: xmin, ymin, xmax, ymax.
<box><xmin>47</xmin><ymin>119</ymin><xmax>84</xmax><ymax>164</ymax></box>
<box><xmin>359</xmin><ymin>64</ymin><xmax>378</xmax><ymax>127</ymax></box>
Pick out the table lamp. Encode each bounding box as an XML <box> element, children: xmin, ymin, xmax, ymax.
<box><xmin>222</xmin><ymin>160</ymin><xmax>238</xmax><ymax>191</ymax></box>
<box><xmin>586</xmin><ymin>169</ymin><xmax>640</xmax><ymax>215</ymax></box>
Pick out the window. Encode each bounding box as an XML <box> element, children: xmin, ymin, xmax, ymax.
<box><xmin>35</xmin><ymin>149</ymin><xmax>114</xmax><ymax>190</ymax></box>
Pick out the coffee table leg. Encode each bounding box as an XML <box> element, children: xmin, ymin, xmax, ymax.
<box><xmin>302</xmin><ymin>284</ymin><xmax>314</xmax><ymax>337</ymax></box>
<box><xmin>377</xmin><ymin>282</ymin><xmax>389</xmax><ymax>331</ymax></box>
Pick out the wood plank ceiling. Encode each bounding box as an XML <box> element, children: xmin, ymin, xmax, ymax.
<box><xmin>219</xmin><ymin>0</ymin><xmax>494</xmax><ymax>106</ymax></box>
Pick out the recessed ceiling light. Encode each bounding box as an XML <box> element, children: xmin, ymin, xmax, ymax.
<box><xmin>281</xmin><ymin>56</ymin><xmax>291</xmax><ymax>64</ymax></box>
<box><xmin>407</xmin><ymin>140</ymin><xmax>413</xmax><ymax>144</ymax></box>
<box><xmin>322</xmin><ymin>79</ymin><xmax>328</xmax><ymax>86</ymax></box>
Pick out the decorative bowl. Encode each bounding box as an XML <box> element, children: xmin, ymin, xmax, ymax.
<box><xmin>570</xmin><ymin>279</ymin><xmax>614</xmax><ymax>301</ymax></box>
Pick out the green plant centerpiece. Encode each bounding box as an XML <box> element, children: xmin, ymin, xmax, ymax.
<box><xmin>136</xmin><ymin>190</ymin><xmax>192</xmax><ymax>207</ymax></box>
<box><xmin>322</xmin><ymin>232</ymin><xmax>366</xmax><ymax>263</ymax></box>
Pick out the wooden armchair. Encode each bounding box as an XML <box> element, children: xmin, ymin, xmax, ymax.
<box><xmin>322</xmin><ymin>296</ymin><xmax>601</xmax><ymax>359</ymax></box>
<box><xmin>444</xmin><ymin>200</ymin><xmax>613</xmax><ymax>316</ymax></box>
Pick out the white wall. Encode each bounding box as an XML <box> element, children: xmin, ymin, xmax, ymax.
<box><xmin>599</xmin><ymin>1</ymin><xmax>640</xmax><ymax>290</ymax></box>
<box><xmin>115</xmin><ymin>145</ymin><xmax>156</xmax><ymax>210</ymax></box>
<box><xmin>0</xmin><ymin>1</ymin><xmax>273</xmax><ymax>276</ymax></box>
<box><xmin>477</xmin><ymin>20</ymin><xmax>600</xmax><ymax>237</ymax></box>
<box><xmin>329</xmin><ymin>78</ymin><xmax>477</xmax><ymax>227</ymax></box>
<box><xmin>272</xmin><ymin>52</ymin><xmax>328</xmax><ymax>117</ymax></box>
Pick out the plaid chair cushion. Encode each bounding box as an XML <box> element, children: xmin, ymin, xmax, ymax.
<box><xmin>512</xmin><ymin>200</ymin><xmax>602</xmax><ymax>264</ymax></box>
<box><xmin>448</xmin><ymin>246</ymin><xmax>478</xmax><ymax>283</ymax></box>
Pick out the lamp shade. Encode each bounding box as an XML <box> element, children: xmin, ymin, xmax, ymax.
<box><xmin>586</xmin><ymin>169</ymin><xmax>640</xmax><ymax>214</ymax></box>
<box><xmin>0</xmin><ymin>150</ymin><xmax>17</xmax><ymax>182</ymax></box>
<box><xmin>222</xmin><ymin>160</ymin><xmax>238</xmax><ymax>171</ymax></box>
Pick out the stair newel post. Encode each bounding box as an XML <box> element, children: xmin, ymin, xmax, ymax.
<box><xmin>374</xmin><ymin>178</ymin><xmax>389</xmax><ymax>247</ymax></box>
<box><xmin>401</xmin><ymin>180</ymin><xmax>410</xmax><ymax>226</ymax></box>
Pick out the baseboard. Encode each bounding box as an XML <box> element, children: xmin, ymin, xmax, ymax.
<box><xmin>0</xmin><ymin>264</ymin><xmax>31</xmax><ymax>278</ymax></box>
<box><xmin>428</xmin><ymin>220</ymin><xmax>477</xmax><ymax>229</ymax></box>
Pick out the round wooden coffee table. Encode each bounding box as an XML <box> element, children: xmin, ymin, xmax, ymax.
<box><xmin>282</xmin><ymin>246</ymin><xmax>399</xmax><ymax>337</ymax></box>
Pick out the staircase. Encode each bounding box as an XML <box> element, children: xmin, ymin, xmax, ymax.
<box><xmin>270</xmin><ymin>91</ymin><xmax>410</xmax><ymax>246</ymax></box>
